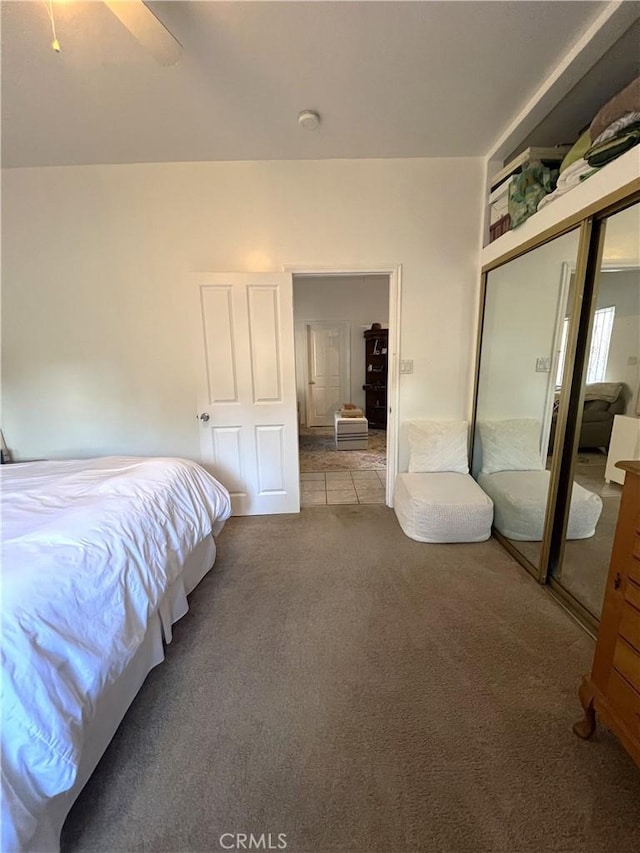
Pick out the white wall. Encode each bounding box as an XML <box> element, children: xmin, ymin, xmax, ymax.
<box><xmin>1</xmin><ymin>158</ymin><xmax>484</xmax><ymax>470</ymax></box>
<box><xmin>293</xmin><ymin>275</ymin><xmax>389</xmax><ymax>421</ymax></box>
<box><xmin>602</xmin><ymin>202</ymin><xmax>640</xmax><ymax>263</ymax></box>
<box><xmin>600</xmin><ymin>203</ymin><xmax>640</xmax><ymax>414</ymax></box>
<box><xmin>597</xmin><ymin>269</ymin><xmax>640</xmax><ymax>413</ymax></box>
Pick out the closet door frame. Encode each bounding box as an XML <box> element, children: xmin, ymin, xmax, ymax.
<box><xmin>474</xmin><ymin>183</ymin><xmax>640</xmax><ymax>632</ymax></box>
<box><xmin>545</xmin><ymin>191</ymin><xmax>640</xmax><ymax>634</ymax></box>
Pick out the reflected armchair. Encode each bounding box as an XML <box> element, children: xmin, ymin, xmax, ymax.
<box><xmin>549</xmin><ymin>382</ymin><xmax>628</xmax><ymax>451</ymax></box>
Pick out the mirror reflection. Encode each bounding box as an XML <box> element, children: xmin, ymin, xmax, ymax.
<box><xmin>473</xmin><ymin>229</ymin><xmax>582</xmax><ymax>569</ymax></box>
<box><xmin>552</xmin><ymin>203</ymin><xmax>640</xmax><ymax>617</ymax></box>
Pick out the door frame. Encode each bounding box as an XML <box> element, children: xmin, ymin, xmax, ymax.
<box><xmin>286</xmin><ymin>264</ymin><xmax>402</xmax><ymax>507</ymax></box>
<box><xmin>297</xmin><ymin>320</ymin><xmax>351</xmax><ymax>428</ymax></box>
<box><xmin>540</xmin><ymin>261</ymin><xmax>572</xmax><ymax>463</ymax></box>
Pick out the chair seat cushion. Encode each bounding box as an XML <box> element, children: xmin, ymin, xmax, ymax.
<box><xmin>394</xmin><ymin>473</ymin><xmax>493</xmax><ymax>543</ymax></box>
<box><xmin>477</xmin><ymin>470</ymin><xmax>602</xmax><ymax>541</ymax></box>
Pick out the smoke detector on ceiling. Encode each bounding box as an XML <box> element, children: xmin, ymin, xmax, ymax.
<box><xmin>298</xmin><ymin>110</ymin><xmax>321</xmax><ymax>130</ymax></box>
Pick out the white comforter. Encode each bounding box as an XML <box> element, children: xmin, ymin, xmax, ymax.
<box><xmin>1</xmin><ymin>457</ymin><xmax>231</xmax><ymax>852</ymax></box>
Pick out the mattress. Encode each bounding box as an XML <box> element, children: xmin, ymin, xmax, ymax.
<box><xmin>1</xmin><ymin>456</ymin><xmax>231</xmax><ymax>853</ymax></box>
<box><xmin>477</xmin><ymin>470</ymin><xmax>602</xmax><ymax>540</ymax></box>
<box><xmin>394</xmin><ymin>472</ymin><xmax>493</xmax><ymax>543</ymax></box>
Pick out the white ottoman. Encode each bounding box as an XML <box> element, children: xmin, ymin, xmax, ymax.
<box><xmin>394</xmin><ymin>472</ymin><xmax>494</xmax><ymax>543</ymax></box>
<box><xmin>334</xmin><ymin>412</ymin><xmax>368</xmax><ymax>450</ymax></box>
<box><xmin>477</xmin><ymin>470</ymin><xmax>602</xmax><ymax>540</ymax></box>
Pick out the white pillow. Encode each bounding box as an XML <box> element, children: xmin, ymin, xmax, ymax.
<box><xmin>407</xmin><ymin>420</ymin><xmax>469</xmax><ymax>474</ymax></box>
<box><xmin>478</xmin><ymin>419</ymin><xmax>544</xmax><ymax>474</ymax></box>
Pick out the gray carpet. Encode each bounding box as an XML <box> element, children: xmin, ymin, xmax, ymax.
<box><xmin>559</xmin><ymin>453</ymin><xmax>622</xmax><ymax>616</ymax></box>
<box><xmin>507</xmin><ymin>452</ymin><xmax>621</xmax><ymax>618</ymax></box>
<box><xmin>61</xmin><ymin>507</ymin><xmax>640</xmax><ymax>853</ymax></box>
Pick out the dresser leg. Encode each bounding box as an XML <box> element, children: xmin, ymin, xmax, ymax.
<box><xmin>573</xmin><ymin>677</ymin><xmax>596</xmax><ymax>739</ymax></box>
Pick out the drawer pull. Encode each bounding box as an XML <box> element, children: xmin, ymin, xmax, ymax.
<box><xmin>614</xmin><ymin>572</ymin><xmax>622</xmax><ymax>590</ymax></box>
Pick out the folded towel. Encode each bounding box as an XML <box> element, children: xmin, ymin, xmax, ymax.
<box><xmin>342</xmin><ymin>403</ymin><xmax>357</xmax><ymax>409</ymax></box>
<box><xmin>340</xmin><ymin>408</ymin><xmax>364</xmax><ymax>418</ymax></box>
<box><xmin>536</xmin><ymin>158</ymin><xmax>596</xmax><ymax>211</ymax></box>
<box><xmin>556</xmin><ymin>157</ymin><xmax>594</xmax><ymax>190</ymax></box>
<box><xmin>585</xmin><ymin>128</ymin><xmax>640</xmax><ymax>168</ymax></box>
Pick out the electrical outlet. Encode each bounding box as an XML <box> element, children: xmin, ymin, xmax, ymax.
<box><xmin>400</xmin><ymin>359</ymin><xmax>413</xmax><ymax>374</ymax></box>
<box><xmin>628</xmin><ymin>356</ymin><xmax>638</xmax><ymax>366</ymax></box>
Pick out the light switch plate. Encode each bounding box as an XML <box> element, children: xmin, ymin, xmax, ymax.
<box><xmin>400</xmin><ymin>359</ymin><xmax>413</xmax><ymax>374</ymax></box>
<box><xmin>535</xmin><ymin>357</ymin><xmax>551</xmax><ymax>372</ymax></box>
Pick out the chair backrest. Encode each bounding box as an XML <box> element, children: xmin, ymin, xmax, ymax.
<box><xmin>405</xmin><ymin>420</ymin><xmax>469</xmax><ymax>474</ymax></box>
<box><xmin>475</xmin><ymin>418</ymin><xmax>544</xmax><ymax>475</ymax></box>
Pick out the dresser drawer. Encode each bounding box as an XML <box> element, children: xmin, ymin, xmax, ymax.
<box><xmin>607</xmin><ymin>669</ymin><xmax>640</xmax><ymax>741</ymax></box>
<box><xmin>613</xmin><ymin>637</ymin><xmax>640</xmax><ymax>693</ymax></box>
<box><xmin>625</xmin><ymin>578</ymin><xmax>640</xmax><ymax>612</ymax></box>
<box><xmin>619</xmin><ymin>601</ymin><xmax>640</xmax><ymax>653</ymax></box>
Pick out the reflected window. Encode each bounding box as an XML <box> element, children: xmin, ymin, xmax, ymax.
<box><xmin>556</xmin><ymin>305</ymin><xmax>616</xmax><ymax>386</ymax></box>
<box><xmin>587</xmin><ymin>306</ymin><xmax>615</xmax><ymax>383</ymax></box>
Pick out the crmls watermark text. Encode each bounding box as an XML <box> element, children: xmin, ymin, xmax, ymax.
<box><xmin>219</xmin><ymin>833</ymin><xmax>287</xmax><ymax>850</ymax></box>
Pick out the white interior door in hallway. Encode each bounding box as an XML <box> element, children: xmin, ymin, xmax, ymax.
<box><xmin>194</xmin><ymin>272</ymin><xmax>300</xmax><ymax>515</ymax></box>
<box><xmin>305</xmin><ymin>322</ymin><xmax>350</xmax><ymax>427</ymax></box>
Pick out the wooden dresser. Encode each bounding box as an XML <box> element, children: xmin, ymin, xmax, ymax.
<box><xmin>574</xmin><ymin>460</ymin><xmax>640</xmax><ymax>766</ymax></box>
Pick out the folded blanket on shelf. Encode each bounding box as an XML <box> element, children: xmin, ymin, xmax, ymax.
<box><xmin>590</xmin><ymin>76</ymin><xmax>640</xmax><ymax>141</ymax></box>
<box><xmin>536</xmin><ymin>158</ymin><xmax>596</xmax><ymax>211</ymax></box>
<box><xmin>340</xmin><ymin>407</ymin><xmax>364</xmax><ymax>418</ymax></box>
<box><xmin>592</xmin><ymin>111</ymin><xmax>640</xmax><ymax>145</ymax></box>
<box><xmin>585</xmin><ymin>126</ymin><xmax>640</xmax><ymax>168</ymax></box>
<box><xmin>555</xmin><ymin>157</ymin><xmax>597</xmax><ymax>189</ymax></box>
<box><xmin>508</xmin><ymin>160</ymin><xmax>558</xmax><ymax>227</ymax></box>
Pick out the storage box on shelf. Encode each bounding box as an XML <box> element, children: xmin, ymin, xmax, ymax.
<box><xmin>489</xmin><ymin>180</ymin><xmax>510</xmax><ymax>225</ymax></box>
<box><xmin>489</xmin><ymin>214</ymin><xmax>511</xmax><ymax>242</ymax></box>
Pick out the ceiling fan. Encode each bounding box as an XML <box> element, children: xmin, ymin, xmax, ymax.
<box><xmin>43</xmin><ymin>0</ymin><xmax>182</xmax><ymax>66</ymax></box>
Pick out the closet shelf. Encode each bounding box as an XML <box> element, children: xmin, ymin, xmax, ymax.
<box><xmin>481</xmin><ymin>147</ymin><xmax>640</xmax><ymax>269</ymax></box>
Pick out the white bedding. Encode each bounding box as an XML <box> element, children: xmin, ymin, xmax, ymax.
<box><xmin>1</xmin><ymin>457</ymin><xmax>231</xmax><ymax>853</ymax></box>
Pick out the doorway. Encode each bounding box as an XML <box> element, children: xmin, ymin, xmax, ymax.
<box><xmin>293</xmin><ymin>274</ymin><xmax>391</xmax><ymax>507</ymax></box>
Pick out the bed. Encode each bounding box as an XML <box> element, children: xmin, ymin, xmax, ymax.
<box><xmin>1</xmin><ymin>456</ymin><xmax>231</xmax><ymax>853</ymax></box>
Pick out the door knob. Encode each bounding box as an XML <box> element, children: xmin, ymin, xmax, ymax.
<box><xmin>199</xmin><ymin>413</ymin><xmax>210</xmax><ymax>422</ymax></box>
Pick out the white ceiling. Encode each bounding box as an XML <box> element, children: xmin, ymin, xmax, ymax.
<box><xmin>0</xmin><ymin>0</ymin><xmax>613</xmax><ymax>168</ymax></box>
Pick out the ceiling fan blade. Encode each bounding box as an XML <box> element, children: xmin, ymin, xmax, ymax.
<box><xmin>104</xmin><ymin>1</ymin><xmax>182</xmax><ymax>66</ymax></box>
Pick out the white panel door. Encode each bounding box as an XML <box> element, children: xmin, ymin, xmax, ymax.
<box><xmin>306</xmin><ymin>322</ymin><xmax>349</xmax><ymax>427</ymax></box>
<box><xmin>194</xmin><ymin>273</ymin><xmax>299</xmax><ymax>515</ymax></box>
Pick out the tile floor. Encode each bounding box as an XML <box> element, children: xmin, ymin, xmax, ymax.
<box><xmin>300</xmin><ymin>470</ymin><xmax>386</xmax><ymax>506</ymax></box>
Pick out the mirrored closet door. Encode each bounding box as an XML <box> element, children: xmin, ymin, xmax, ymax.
<box><xmin>550</xmin><ymin>202</ymin><xmax>640</xmax><ymax>619</ymax></box>
<box><xmin>472</xmin><ymin>228</ymin><xmax>582</xmax><ymax>573</ymax></box>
